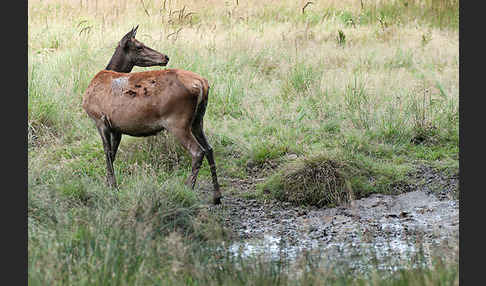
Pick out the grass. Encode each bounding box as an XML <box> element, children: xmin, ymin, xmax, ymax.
<box><xmin>28</xmin><ymin>0</ymin><xmax>458</xmax><ymax>284</ymax></box>
<box><xmin>257</xmin><ymin>154</ymin><xmax>352</xmax><ymax>207</ymax></box>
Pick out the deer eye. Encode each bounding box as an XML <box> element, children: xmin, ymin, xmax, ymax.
<box><xmin>136</xmin><ymin>46</ymin><xmax>143</xmax><ymax>50</ymax></box>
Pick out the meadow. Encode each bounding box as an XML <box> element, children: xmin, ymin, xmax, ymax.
<box><xmin>28</xmin><ymin>0</ymin><xmax>459</xmax><ymax>284</ymax></box>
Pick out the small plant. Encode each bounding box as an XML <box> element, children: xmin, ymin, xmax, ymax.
<box><xmin>377</xmin><ymin>11</ymin><xmax>389</xmax><ymax>31</ymax></box>
<box><xmin>421</xmin><ymin>30</ymin><xmax>432</xmax><ymax>47</ymax></box>
<box><xmin>337</xmin><ymin>29</ymin><xmax>346</xmax><ymax>46</ymax></box>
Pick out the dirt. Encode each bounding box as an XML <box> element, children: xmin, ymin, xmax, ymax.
<box><xmin>206</xmin><ymin>165</ymin><xmax>459</xmax><ymax>272</ymax></box>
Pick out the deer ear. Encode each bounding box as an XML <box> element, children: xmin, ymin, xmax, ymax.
<box><xmin>120</xmin><ymin>27</ymin><xmax>136</xmax><ymax>48</ymax></box>
<box><xmin>132</xmin><ymin>25</ymin><xmax>139</xmax><ymax>38</ymax></box>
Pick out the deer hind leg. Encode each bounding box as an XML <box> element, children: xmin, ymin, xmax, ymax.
<box><xmin>170</xmin><ymin>127</ymin><xmax>205</xmax><ymax>190</ymax></box>
<box><xmin>96</xmin><ymin>120</ymin><xmax>117</xmax><ymax>189</ymax></box>
<box><xmin>110</xmin><ymin>131</ymin><xmax>122</xmax><ymax>163</ymax></box>
<box><xmin>192</xmin><ymin>119</ymin><xmax>222</xmax><ymax>205</ymax></box>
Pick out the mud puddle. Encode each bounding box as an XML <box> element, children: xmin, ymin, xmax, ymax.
<box><xmin>216</xmin><ymin>186</ymin><xmax>458</xmax><ymax>273</ymax></box>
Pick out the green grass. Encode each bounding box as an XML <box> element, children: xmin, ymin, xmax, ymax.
<box><xmin>29</xmin><ymin>0</ymin><xmax>458</xmax><ymax>284</ymax></box>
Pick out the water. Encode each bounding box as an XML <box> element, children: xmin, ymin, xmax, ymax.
<box><xmin>222</xmin><ymin>190</ymin><xmax>459</xmax><ymax>274</ymax></box>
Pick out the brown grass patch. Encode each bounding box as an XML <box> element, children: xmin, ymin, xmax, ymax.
<box><xmin>273</xmin><ymin>155</ymin><xmax>353</xmax><ymax>207</ymax></box>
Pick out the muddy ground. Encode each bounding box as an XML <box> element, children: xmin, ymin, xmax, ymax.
<box><xmin>206</xmin><ymin>165</ymin><xmax>459</xmax><ymax>272</ymax></box>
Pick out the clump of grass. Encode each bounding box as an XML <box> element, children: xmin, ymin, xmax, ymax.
<box><xmin>377</xmin><ymin>96</ymin><xmax>410</xmax><ymax>144</ymax></box>
<box><xmin>343</xmin><ymin>76</ymin><xmax>374</xmax><ymax>130</ymax></box>
<box><xmin>407</xmin><ymin>84</ymin><xmax>441</xmax><ymax>145</ymax></box>
<box><xmin>263</xmin><ymin>155</ymin><xmax>352</xmax><ymax>207</ymax></box>
<box><xmin>410</xmin><ymin>123</ymin><xmax>440</xmax><ymax>145</ymax></box>
<box><xmin>248</xmin><ymin>139</ymin><xmax>288</xmax><ymax>166</ymax></box>
<box><xmin>281</xmin><ymin>61</ymin><xmax>321</xmax><ymax>99</ymax></box>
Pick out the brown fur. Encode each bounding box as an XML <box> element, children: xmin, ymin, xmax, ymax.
<box><xmin>82</xmin><ymin>68</ymin><xmax>222</xmax><ymax>204</ymax></box>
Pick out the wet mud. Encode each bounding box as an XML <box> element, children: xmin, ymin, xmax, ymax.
<box><xmin>209</xmin><ymin>165</ymin><xmax>459</xmax><ymax>272</ymax></box>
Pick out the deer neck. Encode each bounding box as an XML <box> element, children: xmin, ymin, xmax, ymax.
<box><xmin>105</xmin><ymin>48</ymin><xmax>134</xmax><ymax>73</ymax></box>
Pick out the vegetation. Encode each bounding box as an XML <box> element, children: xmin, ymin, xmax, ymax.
<box><xmin>28</xmin><ymin>0</ymin><xmax>458</xmax><ymax>284</ymax></box>
<box><xmin>258</xmin><ymin>154</ymin><xmax>352</xmax><ymax>207</ymax></box>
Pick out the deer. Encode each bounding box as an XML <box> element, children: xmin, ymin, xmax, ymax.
<box><xmin>82</xmin><ymin>26</ymin><xmax>222</xmax><ymax>204</ymax></box>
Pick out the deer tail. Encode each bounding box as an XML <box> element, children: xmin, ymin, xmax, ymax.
<box><xmin>192</xmin><ymin>79</ymin><xmax>209</xmax><ymax>128</ymax></box>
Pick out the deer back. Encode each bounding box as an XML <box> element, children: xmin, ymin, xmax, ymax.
<box><xmin>82</xmin><ymin>69</ymin><xmax>209</xmax><ymax>137</ymax></box>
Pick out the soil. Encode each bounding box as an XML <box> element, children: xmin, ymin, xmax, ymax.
<box><xmin>205</xmin><ymin>165</ymin><xmax>459</xmax><ymax>272</ymax></box>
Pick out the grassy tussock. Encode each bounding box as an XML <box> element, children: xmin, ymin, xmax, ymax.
<box><xmin>263</xmin><ymin>155</ymin><xmax>352</xmax><ymax>207</ymax></box>
<box><xmin>259</xmin><ymin>149</ymin><xmax>413</xmax><ymax>204</ymax></box>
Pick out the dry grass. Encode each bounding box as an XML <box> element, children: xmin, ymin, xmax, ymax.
<box><xmin>277</xmin><ymin>155</ymin><xmax>353</xmax><ymax>207</ymax></box>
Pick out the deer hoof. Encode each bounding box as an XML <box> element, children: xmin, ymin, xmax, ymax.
<box><xmin>213</xmin><ymin>195</ymin><xmax>222</xmax><ymax>205</ymax></box>
<box><xmin>107</xmin><ymin>180</ymin><xmax>117</xmax><ymax>189</ymax></box>
<box><xmin>184</xmin><ymin>177</ymin><xmax>195</xmax><ymax>189</ymax></box>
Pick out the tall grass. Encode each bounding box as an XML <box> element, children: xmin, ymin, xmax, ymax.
<box><xmin>29</xmin><ymin>0</ymin><xmax>458</xmax><ymax>284</ymax></box>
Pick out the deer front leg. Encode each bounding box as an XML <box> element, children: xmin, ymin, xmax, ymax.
<box><xmin>97</xmin><ymin>122</ymin><xmax>117</xmax><ymax>189</ymax></box>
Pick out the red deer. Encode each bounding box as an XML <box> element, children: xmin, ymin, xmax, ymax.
<box><xmin>82</xmin><ymin>26</ymin><xmax>222</xmax><ymax>204</ymax></box>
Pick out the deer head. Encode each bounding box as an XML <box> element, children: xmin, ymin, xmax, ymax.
<box><xmin>106</xmin><ymin>25</ymin><xmax>170</xmax><ymax>73</ymax></box>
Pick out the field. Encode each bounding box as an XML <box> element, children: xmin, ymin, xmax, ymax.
<box><xmin>28</xmin><ymin>0</ymin><xmax>459</xmax><ymax>284</ymax></box>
